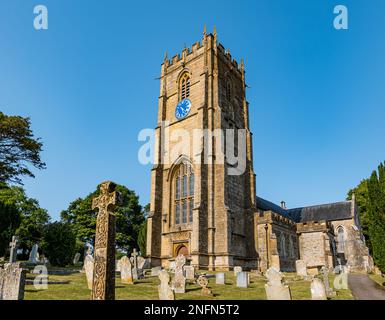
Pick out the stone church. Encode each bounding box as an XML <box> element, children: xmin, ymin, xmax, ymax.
<box><xmin>146</xmin><ymin>28</ymin><xmax>372</xmax><ymax>274</ymax></box>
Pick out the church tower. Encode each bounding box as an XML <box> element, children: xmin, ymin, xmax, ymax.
<box><xmin>146</xmin><ymin>28</ymin><xmax>258</xmax><ymax>270</ymax></box>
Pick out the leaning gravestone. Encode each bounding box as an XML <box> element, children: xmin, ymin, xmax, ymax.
<box><xmin>264</xmin><ymin>267</ymin><xmax>291</xmax><ymax>300</ymax></box>
<box><xmin>236</xmin><ymin>271</ymin><xmax>249</xmax><ymax>288</ymax></box>
<box><xmin>158</xmin><ymin>270</ymin><xmax>175</xmax><ymax>300</ymax></box>
<box><xmin>233</xmin><ymin>266</ymin><xmax>242</xmax><ymax>276</ymax></box>
<box><xmin>321</xmin><ymin>266</ymin><xmax>336</xmax><ymax>297</ymax></box>
<box><xmin>0</xmin><ymin>263</ymin><xmax>26</xmax><ymax>300</ymax></box>
<box><xmin>311</xmin><ymin>278</ymin><xmax>327</xmax><ymax>300</ymax></box>
<box><xmin>295</xmin><ymin>260</ymin><xmax>307</xmax><ymax>277</ymax></box>
<box><xmin>120</xmin><ymin>256</ymin><xmax>133</xmax><ymax>284</ymax></box>
<box><xmin>29</xmin><ymin>244</ymin><xmax>39</xmax><ymax>264</ymax></box>
<box><xmin>216</xmin><ymin>272</ymin><xmax>225</xmax><ymax>285</ymax></box>
<box><xmin>9</xmin><ymin>236</ymin><xmax>19</xmax><ymax>263</ymax></box>
<box><xmin>91</xmin><ymin>181</ymin><xmax>119</xmax><ymax>300</ymax></box>
<box><xmin>172</xmin><ymin>254</ymin><xmax>186</xmax><ymax>293</ymax></box>
<box><xmin>184</xmin><ymin>265</ymin><xmax>195</xmax><ymax>280</ymax></box>
<box><xmin>84</xmin><ymin>254</ymin><xmax>94</xmax><ymax>290</ymax></box>
<box><xmin>197</xmin><ymin>275</ymin><xmax>212</xmax><ymax>295</ymax></box>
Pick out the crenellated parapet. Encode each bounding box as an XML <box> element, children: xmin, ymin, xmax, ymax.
<box><xmin>296</xmin><ymin>220</ymin><xmax>333</xmax><ymax>234</ymax></box>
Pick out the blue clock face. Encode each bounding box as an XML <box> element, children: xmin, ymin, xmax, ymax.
<box><xmin>175</xmin><ymin>99</ymin><xmax>191</xmax><ymax>119</ymax></box>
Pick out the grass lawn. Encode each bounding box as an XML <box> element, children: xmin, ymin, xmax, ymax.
<box><xmin>369</xmin><ymin>274</ymin><xmax>385</xmax><ymax>289</ymax></box>
<box><xmin>24</xmin><ymin>271</ymin><xmax>354</xmax><ymax>300</ymax></box>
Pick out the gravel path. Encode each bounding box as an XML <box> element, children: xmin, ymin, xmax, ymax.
<box><xmin>348</xmin><ymin>274</ymin><xmax>385</xmax><ymax>300</ymax></box>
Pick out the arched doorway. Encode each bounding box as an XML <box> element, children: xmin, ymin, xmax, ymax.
<box><xmin>176</xmin><ymin>244</ymin><xmax>188</xmax><ymax>257</ymax></box>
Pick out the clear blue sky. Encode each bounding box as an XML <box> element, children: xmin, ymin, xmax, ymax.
<box><xmin>1</xmin><ymin>0</ymin><xmax>385</xmax><ymax>220</ymax></box>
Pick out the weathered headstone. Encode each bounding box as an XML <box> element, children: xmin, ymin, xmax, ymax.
<box><xmin>120</xmin><ymin>256</ymin><xmax>133</xmax><ymax>284</ymax></box>
<box><xmin>233</xmin><ymin>266</ymin><xmax>242</xmax><ymax>276</ymax></box>
<box><xmin>84</xmin><ymin>254</ymin><xmax>94</xmax><ymax>290</ymax></box>
<box><xmin>151</xmin><ymin>266</ymin><xmax>162</xmax><ymax>277</ymax></box>
<box><xmin>197</xmin><ymin>275</ymin><xmax>212</xmax><ymax>295</ymax></box>
<box><xmin>91</xmin><ymin>181</ymin><xmax>119</xmax><ymax>300</ymax></box>
<box><xmin>184</xmin><ymin>265</ymin><xmax>195</xmax><ymax>280</ymax></box>
<box><xmin>169</xmin><ymin>261</ymin><xmax>176</xmax><ymax>272</ymax></box>
<box><xmin>73</xmin><ymin>253</ymin><xmax>81</xmax><ymax>265</ymax></box>
<box><xmin>321</xmin><ymin>266</ymin><xmax>336</xmax><ymax>297</ymax></box>
<box><xmin>236</xmin><ymin>271</ymin><xmax>249</xmax><ymax>288</ymax></box>
<box><xmin>311</xmin><ymin>278</ymin><xmax>327</xmax><ymax>300</ymax></box>
<box><xmin>295</xmin><ymin>260</ymin><xmax>307</xmax><ymax>277</ymax></box>
<box><xmin>29</xmin><ymin>244</ymin><xmax>39</xmax><ymax>264</ymax></box>
<box><xmin>172</xmin><ymin>254</ymin><xmax>186</xmax><ymax>293</ymax></box>
<box><xmin>264</xmin><ymin>267</ymin><xmax>291</xmax><ymax>300</ymax></box>
<box><xmin>158</xmin><ymin>270</ymin><xmax>175</xmax><ymax>300</ymax></box>
<box><xmin>0</xmin><ymin>263</ymin><xmax>26</xmax><ymax>300</ymax></box>
<box><xmin>130</xmin><ymin>249</ymin><xmax>139</xmax><ymax>280</ymax></box>
<box><xmin>216</xmin><ymin>272</ymin><xmax>225</xmax><ymax>285</ymax></box>
<box><xmin>9</xmin><ymin>236</ymin><xmax>19</xmax><ymax>263</ymax></box>
<box><xmin>137</xmin><ymin>255</ymin><xmax>146</xmax><ymax>278</ymax></box>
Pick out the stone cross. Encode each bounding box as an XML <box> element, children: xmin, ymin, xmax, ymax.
<box><xmin>158</xmin><ymin>270</ymin><xmax>175</xmax><ymax>300</ymax></box>
<box><xmin>197</xmin><ymin>275</ymin><xmax>212</xmax><ymax>295</ymax></box>
<box><xmin>131</xmin><ymin>249</ymin><xmax>139</xmax><ymax>280</ymax></box>
<box><xmin>172</xmin><ymin>254</ymin><xmax>186</xmax><ymax>293</ymax></box>
<box><xmin>321</xmin><ymin>266</ymin><xmax>336</xmax><ymax>297</ymax></box>
<box><xmin>91</xmin><ymin>181</ymin><xmax>119</xmax><ymax>300</ymax></box>
<box><xmin>9</xmin><ymin>236</ymin><xmax>19</xmax><ymax>263</ymax></box>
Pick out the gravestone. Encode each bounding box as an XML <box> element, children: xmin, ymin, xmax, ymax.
<box><xmin>91</xmin><ymin>181</ymin><xmax>119</xmax><ymax>300</ymax></box>
<box><xmin>184</xmin><ymin>265</ymin><xmax>195</xmax><ymax>280</ymax></box>
<box><xmin>295</xmin><ymin>260</ymin><xmax>307</xmax><ymax>277</ymax></box>
<box><xmin>321</xmin><ymin>266</ymin><xmax>336</xmax><ymax>297</ymax></box>
<box><xmin>264</xmin><ymin>267</ymin><xmax>291</xmax><ymax>300</ymax></box>
<box><xmin>197</xmin><ymin>275</ymin><xmax>212</xmax><ymax>295</ymax></box>
<box><xmin>120</xmin><ymin>256</ymin><xmax>133</xmax><ymax>284</ymax></box>
<box><xmin>216</xmin><ymin>272</ymin><xmax>225</xmax><ymax>285</ymax></box>
<box><xmin>172</xmin><ymin>254</ymin><xmax>186</xmax><ymax>293</ymax></box>
<box><xmin>233</xmin><ymin>266</ymin><xmax>242</xmax><ymax>276</ymax></box>
<box><xmin>73</xmin><ymin>253</ymin><xmax>81</xmax><ymax>265</ymax></box>
<box><xmin>311</xmin><ymin>278</ymin><xmax>327</xmax><ymax>300</ymax></box>
<box><xmin>236</xmin><ymin>272</ymin><xmax>249</xmax><ymax>288</ymax></box>
<box><xmin>0</xmin><ymin>263</ymin><xmax>26</xmax><ymax>300</ymax></box>
<box><xmin>136</xmin><ymin>255</ymin><xmax>146</xmax><ymax>278</ymax></box>
<box><xmin>29</xmin><ymin>244</ymin><xmax>39</xmax><ymax>264</ymax></box>
<box><xmin>116</xmin><ymin>259</ymin><xmax>121</xmax><ymax>272</ymax></box>
<box><xmin>158</xmin><ymin>270</ymin><xmax>175</xmax><ymax>300</ymax></box>
<box><xmin>130</xmin><ymin>249</ymin><xmax>139</xmax><ymax>280</ymax></box>
<box><xmin>84</xmin><ymin>254</ymin><xmax>94</xmax><ymax>290</ymax></box>
<box><xmin>151</xmin><ymin>266</ymin><xmax>162</xmax><ymax>277</ymax></box>
<box><xmin>9</xmin><ymin>236</ymin><xmax>19</xmax><ymax>263</ymax></box>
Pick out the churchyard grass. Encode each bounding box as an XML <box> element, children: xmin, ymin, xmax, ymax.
<box><xmin>369</xmin><ymin>275</ymin><xmax>385</xmax><ymax>289</ymax></box>
<box><xmin>24</xmin><ymin>270</ymin><xmax>353</xmax><ymax>300</ymax></box>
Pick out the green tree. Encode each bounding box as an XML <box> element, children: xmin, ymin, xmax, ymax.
<box><xmin>42</xmin><ymin>222</ymin><xmax>76</xmax><ymax>267</ymax></box>
<box><xmin>0</xmin><ymin>185</ymin><xmax>50</xmax><ymax>259</ymax></box>
<box><xmin>137</xmin><ymin>203</ymin><xmax>149</xmax><ymax>256</ymax></box>
<box><xmin>61</xmin><ymin>184</ymin><xmax>145</xmax><ymax>253</ymax></box>
<box><xmin>0</xmin><ymin>184</ymin><xmax>22</xmax><ymax>256</ymax></box>
<box><xmin>367</xmin><ymin>163</ymin><xmax>385</xmax><ymax>272</ymax></box>
<box><xmin>347</xmin><ymin>179</ymin><xmax>371</xmax><ymax>250</ymax></box>
<box><xmin>0</xmin><ymin>112</ymin><xmax>46</xmax><ymax>185</ymax></box>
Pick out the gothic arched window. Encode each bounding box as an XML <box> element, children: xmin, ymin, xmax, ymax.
<box><xmin>179</xmin><ymin>73</ymin><xmax>191</xmax><ymax>100</ymax></box>
<box><xmin>173</xmin><ymin>162</ymin><xmax>194</xmax><ymax>225</ymax></box>
<box><xmin>337</xmin><ymin>226</ymin><xmax>346</xmax><ymax>253</ymax></box>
